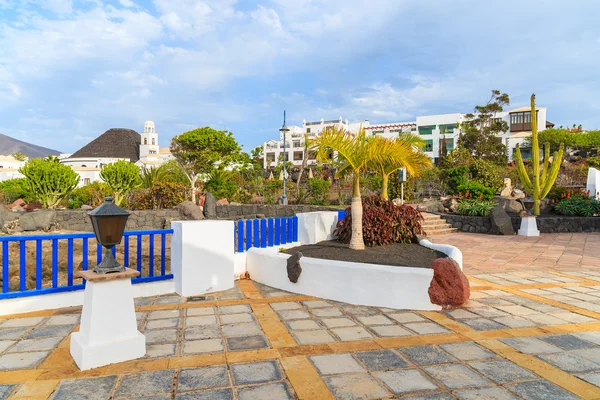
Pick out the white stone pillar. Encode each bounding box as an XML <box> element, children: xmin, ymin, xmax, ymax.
<box><xmin>171</xmin><ymin>220</ymin><xmax>235</xmax><ymax>296</ymax></box>
<box><xmin>296</xmin><ymin>211</ymin><xmax>339</xmax><ymax>245</ymax></box>
<box><xmin>518</xmin><ymin>216</ymin><xmax>540</xmax><ymax>237</ymax></box>
<box><xmin>586</xmin><ymin>167</ymin><xmax>599</xmax><ymax>199</ymax></box>
<box><xmin>70</xmin><ymin>268</ymin><xmax>145</xmax><ymax>371</ymax></box>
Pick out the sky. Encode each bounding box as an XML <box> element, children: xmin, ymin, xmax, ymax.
<box><xmin>0</xmin><ymin>0</ymin><xmax>599</xmax><ymax>154</ymax></box>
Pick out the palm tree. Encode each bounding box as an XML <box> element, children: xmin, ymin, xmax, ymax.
<box><xmin>369</xmin><ymin>134</ymin><xmax>432</xmax><ymax>200</ymax></box>
<box><xmin>312</xmin><ymin>125</ymin><xmax>377</xmax><ymax>250</ymax></box>
<box><xmin>140</xmin><ymin>166</ymin><xmax>166</xmax><ymax>188</ymax></box>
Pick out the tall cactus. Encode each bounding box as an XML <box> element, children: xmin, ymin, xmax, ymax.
<box><xmin>515</xmin><ymin>94</ymin><xmax>564</xmax><ymax>215</ymax></box>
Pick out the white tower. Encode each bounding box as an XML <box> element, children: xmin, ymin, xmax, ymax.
<box><xmin>140</xmin><ymin>121</ymin><xmax>159</xmax><ymax>162</ymax></box>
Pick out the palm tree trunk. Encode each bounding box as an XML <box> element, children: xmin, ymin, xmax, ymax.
<box><xmin>381</xmin><ymin>173</ymin><xmax>389</xmax><ymax>200</ymax></box>
<box><xmin>350</xmin><ymin>173</ymin><xmax>365</xmax><ymax>250</ymax></box>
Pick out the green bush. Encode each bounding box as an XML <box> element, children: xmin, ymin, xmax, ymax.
<box><xmin>19</xmin><ymin>159</ymin><xmax>79</xmax><ymax>208</ymax></box>
<box><xmin>455</xmin><ymin>199</ymin><xmax>497</xmax><ymax>216</ymax></box>
<box><xmin>443</xmin><ymin>166</ymin><xmax>469</xmax><ymax>194</ymax></box>
<box><xmin>469</xmin><ymin>159</ymin><xmax>503</xmax><ymax>192</ymax></box>
<box><xmin>553</xmin><ymin>197</ymin><xmax>600</xmax><ymax>216</ymax></box>
<box><xmin>306</xmin><ymin>178</ymin><xmax>331</xmax><ymax>205</ymax></box>
<box><xmin>127</xmin><ymin>182</ymin><xmax>188</xmax><ymax>210</ymax></box>
<box><xmin>100</xmin><ymin>160</ymin><xmax>141</xmax><ymax>207</ymax></box>
<box><xmin>263</xmin><ymin>180</ymin><xmax>283</xmax><ymax>204</ymax></box>
<box><xmin>68</xmin><ymin>182</ymin><xmax>112</xmax><ymax>209</ymax></box>
<box><xmin>587</xmin><ymin>156</ymin><xmax>600</xmax><ymax>169</ymax></box>
<box><xmin>0</xmin><ymin>178</ymin><xmax>34</xmax><ymax>204</ymax></box>
<box><xmin>457</xmin><ymin>181</ymin><xmax>495</xmax><ymax>200</ymax></box>
<box><xmin>547</xmin><ymin>187</ymin><xmax>588</xmax><ymax>202</ymax></box>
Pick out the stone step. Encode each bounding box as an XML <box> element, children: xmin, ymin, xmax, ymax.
<box><xmin>423</xmin><ymin>224</ymin><xmax>454</xmax><ymax>231</ymax></box>
<box><xmin>422</xmin><ymin>219</ymin><xmax>447</xmax><ymax>226</ymax></box>
<box><xmin>426</xmin><ymin>227</ymin><xmax>459</xmax><ymax>236</ymax></box>
<box><xmin>421</xmin><ymin>214</ymin><xmax>442</xmax><ymax>221</ymax></box>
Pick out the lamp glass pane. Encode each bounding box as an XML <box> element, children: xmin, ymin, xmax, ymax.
<box><xmin>97</xmin><ymin>216</ymin><xmax>128</xmax><ymax>246</ymax></box>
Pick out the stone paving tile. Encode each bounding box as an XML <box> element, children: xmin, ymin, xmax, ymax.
<box><xmin>114</xmin><ymin>370</ymin><xmax>175</xmax><ymax>398</ymax></box>
<box><xmin>460</xmin><ymin>318</ymin><xmax>506</xmax><ymax>331</ymax></box>
<box><xmin>311</xmin><ymin>353</ymin><xmax>366</xmax><ymax>375</ymax></box>
<box><xmin>8</xmin><ymin>336</ymin><xmax>62</xmax><ymax>353</ymax></box>
<box><xmin>354</xmin><ymin>349</ymin><xmax>409</xmax><ymax>371</ymax></box>
<box><xmin>537</xmin><ymin>351</ymin><xmax>600</xmax><ymax>372</ymax></box>
<box><xmin>237</xmin><ymin>382</ymin><xmax>294</xmax><ymax>400</ymax></box>
<box><xmin>24</xmin><ymin>324</ymin><xmax>73</xmax><ymax>339</ymax></box>
<box><xmin>218</xmin><ymin>305</ymin><xmax>251</xmax><ymax>314</ymax></box>
<box><xmin>147</xmin><ymin>343</ymin><xmax>177</xmax><ymax>358</ymax></box>
<box><xmin>177</xmin><ymin>366</ymin><xmax>230</xmax><ymax>392</ymax></box>
<box><xmin>506</xmin><ymin>380</ymin><xmax>580</xmax><ymax>400</ymax></box>
<box><xmin>270</xmin><ymin>301</ymin><xmax>302</xmax><ymax>311</ymax></box>
<box><xmin>320</xmin><ymin>317</ymin><xmax>356</xmax><ymax>328</ymax></box>
<box><xmin>183</xmin><ymin>339</ymin><xmax>224</xmax><ymax>354</ymax></box>
<box><xmin>439</xmin><ymin>342</ymin><xmax>496</xmax><ymax>361</ymax></box>
<box><xmin>423</xmin><ymin>364</ymin><xmax>491</xmax><ymax>389</ymax></box>
<box><xmin>219</xmin><ymin>313</ymin><xmax>253</xmax><ymax>324</ymax></box>
<box><xmin>0</xmin><ymin>327</ymin><xmax>32</xmax><ymax>340</ymax></box>
<box><xmin>291</xmin><ymin>329</ymin><xmax>335</xmax><ymax>345</ymax></box>
<box><xmin>375</xmin><ymin>369</ymin><xmax>438</xmax><ymax>394</ymax></box>
<box><xmin>147</xmin><ymin>318</ymin><xmax>180</xmax><ymax>329</ymax></box>
<box><xmin>226</xmin><ymin>335</ymin><xmax>269</xmax><ymax>351</ymax></box>
<box><xmin>276</xmin><ymin>309</ymin><xmax>311</xmax><ymax>320</ymax></box>
<box><xmin>221</xmin><ymin>322</ymin><xmax>261</xmax><ymax>337</ymax></box>
<box><xmin>323</xmin><ymin>374</ymin><xmax>389</xmax><ymax>400</ymax></box>
<box><xmin>50</xmin><ymin>375</ymin><xmax>118</xmax><ymax>400</ymax></box>
<box><xmin>186</xmin><ymin>307</ymin><xmax>215</xmax><ymax>316</ymax></box>
<box><xmin>386</xmin><ymin>312</ymin><xmax>426</xmax><ymax>323</ymax></box>
<box><xmin>454</xmin><ymin>386</ymin><xmax>518</xmax><ymax>400</ymax></box>
<box><xmin>0</xmin><ymin>340</ymin><xmax>14</xmax><ymax>353</ymax></box>
<box><xmin>303</xmin><ymin>300</ymin><xmax>332</xmax><ymax>308</ymax></box>
<box><xmin>369</xmin><ymin>324</ymin><xmax>412</xmax><ymax>337</ymax></box>
<box><xmin>184</xmin><ymin>326</ymin><xmax>220</xmax><ymax>340</ymax></box>
<box><xmin>148</xmin><ymin>309</ymin><xmax>180</xmax><ymax>319</ymax></box>
<box><xmin>356</xmin><ymin>315</ymin><xmax>394</xmax><ymax>326</ymax></box>
<box><xmin>402</xmin><ymin>392</ymin><xmax>455</xmax><ymax>400</ymax></box>
<box><xmin>404</xmin><ymin>322</ymin><xmax>450</xmax><ymax>335</ymax></box>
<box><xmin>500</xmin><ymin>337</ymin><xmax>563</xmax><ymax>354</ymax></box>
<box><xmin>576</xmin><ymin>372</ymin><xmax>600</xmax><ymax>387</ymax></box>
<box><xmin>231</xmin><ymin>360</ymin><xmax>283</xmax><ymax>385</ymax></box>
<box><xmin>573</xmin><ymin>331</ymin><xmax>600</xmax><ymax>345</ymax></box>
<box><xmin>399</xmin><ymin>345</ymin><xmax>456</xmax><ymax>366</ymax></box>
<box><xmin>176</xmin><ymin>388</ymin><xmax>233</xmax><ymax>400</ymax></box>
<box><xmin>468</xmin><ymin>359</ymin><xmax>538</xmax><ymax>383</ymax></box>
<box><xmin>492</xmin><ymin>315</ymin><xmax>537</xmax><ymax>328</ymax></box>
<box><xmin>145</xmin><ymin>328</ymin><xmax>179</xmax><ymax>343</ymax></box>
<box><xmin>538</xmin><ymin>334</ymin><xmax>598</xmax><ymax>350</ymax></box>
<box><xmin>332</xmin><ymin>326</ymin><xmax>374</xmax><ymax>341</ymax></box>
<box><xmin>287</xmin><ymin>319</ymin><xmax>320</xmax><ymax>330</ymax></box>
<box><xmin>310</xmin><ymin>307</ymin><xmax>344</xmax><ymax>317</ymax></box>
<box><xmin>0</xmin><ymin>351</ymin><xmax>48</xmax><ymax>370</ymax></box>
<box><xmin>0</xmin><ymin>317</ymin><xmax>45</xmax><ymax>327</ymax></box>
<box><xmin>45</xmin><ymin>314</ymin><xmax>80</xmax><ymax>326</ymax></box>
<box><xmin>0</xmin><ymin>385</ymin><xmax>16</xmax><ymax>400</ymax></box>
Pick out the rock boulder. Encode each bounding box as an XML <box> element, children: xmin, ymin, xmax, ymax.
<box><xmin>19</xmin><ymin>210</ymin><xmax>57</xmax><ymax>231</ymax></box>
<box><xmin>500</xmin><ymin>178</ymin><xmax>513</xmax><ymax>197</ymax></box>
<box><xmin>203</xmin><ymin>192</ymin><xmax>217</xmax><ymax>218</ymax></box>
<box><xmin>416</xmin><ymin>200</ymin><xmax>444</xmax><ymax>213</ymax></box>
<box><xmin>286</xmin><ymin>252</ymin><xmax>303</xmax><ymax>283</ymax></box>
<box><xmin>495</xmin><ymin>197</ymin><xmax>524</xmax><ymax>214</ymax></box>
<box><xmin>490</xmin><ymin>205</ymin><xmax>515</xmax><ymax>235</ymax></box>
<box><xmin>428</xmin><ymin>258</ymin><xmax>470</xmax><ymax>308</ymax></box>
<box><xmin>175</xmin><ymin>201</ymin><xmax>204</xmax><ymax>220</ymax></box>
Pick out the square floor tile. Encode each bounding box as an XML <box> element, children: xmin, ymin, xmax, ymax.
<box><xmin>184</xmin><ymin>326</ymin><xmax>220</xmax><ymax>340</ymax></box>
<box><xmin>9</xmin><ymin>337</ymin><xmax>61</xmax><ymax>353</ymax></box>
<box><xmin>177</xmin><ymin>366</ymin><xmax>229</xmax><ymax>392</ymax></box>
<box><xmin>399</xmin><ymin>346</ymin><xmax>455</xmax><ymax>366</ymax></box>
<box><xmin>356</xmin><ymin>315</ymin><xmax>394</xmax><ymax>326</ymax></box>
<box><xmin>332</xmin><ymin>326</ymin><xmax>373</xmax><ymax>341</ymax></box>
<box><xmin>311</xmin><ymin>308</ymin><xmax>343</xmax><ymax>317</ymax></box>
<box><xmin>311</xmin><ymin>354</ymin><xmax>365</xmax><ymax>375</ymax></box>
<box><xmin>292</xmin><ymin>330</ymin><xmax>335</xmax><ymax>345</ymax></box>
<box><xmin>369</xmin><ymin>325</ymin><xmax>412</xmax><ymax>337</ymax></box>
<box><xmin>402</xmin><ymin>393</ymin><xmax>455</xmax><ymax>400</ymax></box>
<box><xmin>237</xmin><ymin>382</ymin><xmax>294</xmax><ymax>400</ymax></box>
<box><xmin>303</xmin><ymin>300</ymin><xmax>332</xmax><ymax>308</ymax></box>
<box><xmin>0</xmin><ymin>384</ymin><xmax>16</xmax><ymax>400</ymax></box>
<box><xmin>115</xmin><ymin>370</ymin><xmax>174</xmax><ymax>397</ymax></box>
<box><xmin>0</xmin><ymin>328</ymin><xmax>30</xmax><ymax>340</ymax></box>
<box><xmin>471</xmin><ymin>307</ymin><xmax>510</xmax><ymax>318</ymax></box>
<box><xmin>461</xmin><ymin>318</ymin><xmax>506</xmax><ymax>331</ymax></box>
<box><xmin>219</xmin><ymin>313</ymin><xmax>253</xmax><ymax>324</ymax></box>
<box><xmin>320</xmin><ymin>318</ymin><xmax>356</xmax><ymax>328</ymax></box>
<box><xmin>573</xmin><ymin>331</ymin><xmax>600</xmax><ymax>346</ymax></box>
<box><xmin>342</xmin><ymin>306</ymin><xmax>379</xmax><ymax>316</ymax></box>
<box><xmin>0</xmin><ymin>341</ymin><xmax>14</xmax><ymax>353</ymax></box>
<box><xmin>145</xmin><ymin>329</ymin><xmax>179</xmax><ymax>343</ymax></box>
<box><xmin>25</xmin><ymin>325</ymin><xmax>72</xmax><ymax>339</ymax></box>
<box><xmin>549</xmin><ymin>312</ymin><xmax>596</xmax><ymax>323</ymax></box>
<box><xmin>493</xmin><ymin>316</ymin><xmax>536</xmax><ymax>328</ymax></box>
<box><xmin>439</xmin><ymin>342</ymin><xmax>496</xmax><ymax>361</ymax></box>
<box><xmin>454</xmin><ymin>387</ymin><xmax>518</xmax><ymax>400</ymax></box>
<box><xmin>0</xmin><ymin>317</ymin><xmax>45</xmax><ymax>328</ymax></box>
<box><xmin>184</xmin><ymin>339</ymin><xmax>224</xmax><ymax>354</ymax></box>
<box><xmin>404</xmin><ymin>322</ymin><xmax>449</xmax><ymax>335</ymax></box>
<box><xmin>526</xmin><ymin>314</ymin><xmax>569</xmax><ymax>325</ymax></box>
<box><xmin>446</xmin><ymin>309</ymin><xmax>480</xmax><ymax>319</ymax></box>
<box><xmin>231</xmin><ymin>360</ymin><xmax>282</xmax><ymax>385</ymax></box>
<box><xmin>185</xmin><ymin>316</ymin><xmax>217</xmax><ymax>327</ymax></box>
<box><xmin>469</xmin><ymin>360</ymin><xmax>537</xmax><ymax>383</ymax></box>
<box><xmin>375</xmin><ymin>369</ymin><xmax>438</xmax><ymax>394</ymax></box>
<box><xmin>324</xmin><ymin>374</ymin><xmax>389</xmax><ymax>400</ymax></box>
<box><xmin>277</xmin><ymin>310</ymin><xmax>311</xmax><ymax>320</ymax></box>
<box><xmin>156</xmin><ymin>296</ymin><xmax>182</xmax><ymax>305</ymax></box>
<box><xmin>146</xmin><ymin>318</ymin><xmax>180</xmax><ymax>330</ymax></box>
<box><xmin>287</xmin><ymin>320</ymin><xmax>320</xmax><ymax>330</ymax></box>
<box><xmin>507</xmin><ymin>380</ymin><xmax>579</xmax><ymax>400</ymax></box>
<box><xmin>149</xmin><ymin>310</ymin><xmax>180</xmax><ymax>320</ymax></box>
<box><xmin>537</xmin><ymin>352</ymin><xmax>600</xmax><ymax>372</ymax></box>
<box><xmin>147</xmin><ymin>343</ymin><xmax>177</xmax><ymax>358</ymax></box>
<box><xmin>218</xmin><ymin>305</ymin><xmax>251</xmax><ymax>314</ymax></box>
<box><xmin>500</xmin><ymin>337</ymin><xmax>562</xmax><ymax>354</ymax></box>
<box><xmin>270</xmin><ymin>302</ymin><xmax>302</xmax><ymax>311</ymax></box>
<box><xmin>176</xmin><ymin>388</ymin><xmax>233</xmax><ymax>400</ymax></box>
<box><xmin>424</xmin><ymin>364</ymin><xmax>490</xmax><ymax>389</ymax></box>
<box><xmin>226</xmin><ymin>335</ymin><xmax>269</xmax><ymax>351</ymax></box>
<box><xmin>50</xmin><ymin>376</ymin><xmax>118</xmax><ymax>400</ymax></box>
<box><xmin>45</xmin><ymin>315</ymin><xmax>80</xmax><ymax>326</ymax></box>
<box><xmin>222</xmin><ymin>322</ymin><xmax>261</xmax><ymax>337</ymax></box>
<box><xmin>576</xmin><ymin>372</ymin><xmax>600</xmax><ymax>387</ymax></box>
<box><xmin>387</xmin><ymin>312</ymin><xmax>426</xmax><ymax>323</ymax></box>
<box><xmin>186</xmin><ymin>307</ymin><xmax>215</xmax><ymax>316</ymax></box>
<box><xmin>355</xmin><ymin>350</ymin><xmax>409</xmax><ymax>371</ymax></box>
<box><xmin>538</xmin><ymin>334</ymin><xmax>598</xmax><ymax>350</ymax></box>
<box><xmin>0</xmin><ymin>351</ymin><xmax>48</xmax><ymax>370</ymax></box>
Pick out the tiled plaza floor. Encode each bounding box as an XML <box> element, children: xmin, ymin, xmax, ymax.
<box><xmin>1</xmin><ymin>233</ymin><xmax>600</xmax><ymax>399</ymax></box>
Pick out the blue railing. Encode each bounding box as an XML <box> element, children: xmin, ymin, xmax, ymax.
<box><xmin>0</xmin><ymin>229</ymin><xmax>173</xmax><ymax>299</ymax></box>
<box><xmin>234</xmin><ymin>216</ymin><xmax>299</xmax><ymax>253</ymax></box>
<box><xmin>337</xmin><ymin>209</ymin><xmax>348</xmax><ymax>223</ymax></box>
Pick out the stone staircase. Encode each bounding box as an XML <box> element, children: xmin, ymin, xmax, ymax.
<box><xmin>420</xmin><ymin>213</ymin><xmax>458</xmax><ymax>236</ymax></box>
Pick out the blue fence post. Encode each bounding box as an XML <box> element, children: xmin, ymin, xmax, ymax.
<box><xmin>124</xmin><ymin>235</ymin><xmax>129</xmax><ymax>268</ymax></box>
<box><xmin>260</xmin><ymin>219</ymin><xmax>267</xmax><ymax>248</ymax></box>
<box><xmin>293</xmin><ymin>216</ymin><xmax>299</xmax><ymax>242</ymax></box>
<box><xmin>268</xmin><ymin>218</ymin><xmax>274</xmax><ymax>247</ymax></box>
<box><xmin>253</xmin><ymin>219</ymin><xmax>259</xmax><ymax>248</ymax></box>
<box><xmin>52</xmin><ymin>239</ymin><xmax>59</xmax><ymax>288</ymax></box>
<box><xmin>274</xmin><ymin>218</ymin><xmax>281</xmax><ymax>246</ymax></box>
<box><xmin>287</xmin><ymin>216</ymin><xmax>293</xmax><ymax>243</ymax></box>
<box><xmin>149</xmin><ymin>234</ymin><xmax>155</xmax><ymax>277</ymax></box>
<box><xmin>237</xmin><ymin>220</ymin><xmax>244</xmax><ymax>252</ymax></box>
<box><xmin>67</xmin><ymin>239</ymin><xmax>74</xmax><ymax>287</ymax></box>
<box><xmin>35</xmin><ymin>240</ymin><xmax>42</xmax><ymax>290</ymax></box>
<box><xmin>2</xmin><ymin>242</ymin><xmax>8</xmax><ymax>293</ymax></box>
<box><xmin>82</xmin><ymin>237</ymin><xmax>89</xmax><ymax>285</ymax></box>
<box><xmin>160</xmin><ymin>233</ymin><xmax>167</xmax><ymax>276</ymax></box>
<box><xmin>281</xmin><ymin>217</ymin><xmax>287</xmax><ymax>244</ymax></box>
<box><xmin>136</xmin><ymin>235</ymin><xmax>143</xmax><ymax>275</ymax></box>
<box><xmin>19</xmin><ymin>241</ymin><xmax>26</xmax><ymax>292</ymax></box>
<box><xmin>245</xmin><ymin>220</ymin><xmax>252</xmax><ymax>251</ymax></box>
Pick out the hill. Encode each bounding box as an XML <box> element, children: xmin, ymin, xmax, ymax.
<box><xmin>0</xmin><ymin>133</ymin><xmax>61</xmax><ymax>158</ymax></box>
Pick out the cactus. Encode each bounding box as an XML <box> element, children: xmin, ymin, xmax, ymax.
<box><xmin>515</xmin><ymin>94</ymin><xmax>564</xmax><ymax>215</ymax></box>
<box><xmin>100</xmin><ymin>160</ymin><xmax>141</xmax><ymax>207</ymax></box>
<box><xmin>19</xmin><ymin>159</ymin><xmax>79</xmax><ymax>208</ymax></box>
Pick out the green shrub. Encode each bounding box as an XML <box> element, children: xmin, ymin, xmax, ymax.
<box><xmin>335</xmin><ymin>196</ymin><xmax>423</xmax><ymax>247</ymax></box>
<box><xmin>19</xmin><ymin>159</ymin><xmax>79</xmax><ymax>208</ymax></box>
<box><xmin>547</xmin><ymin>187</ymin><xmax>588</xmax><ymax>202</ymax></box>
<box><xmin>457</xmin><ymin>181</ymin><xmax>495</xmax><ymax>200</ymax></box>
<box><xmin>263</xmin><ymin>180</ymin><xmax>283</xmax><ymax>204</ymax></box>
<box><xmin>553</xmin><ymin>197</ymin><xmax>600</xmax><ymax>216</ymax></box>
<box><xmin>0</xmin><ymin>178</ymin><xmax>34</xmax><ymax>204</ymax></box>
<box><xmin>127</xmin><ymin>181</ymin><xmax>188</xmax><ymax>210</ymax></box>
<box><xmin>443</xmin><ymin>166</ymin><xmax>469</xmax><ymax>194</ymax></box>
<box><xmin>306</xmin><ymin>177</ymin><xmax>331</xmax><ymax>205</ymax></box>
<box><xmin>68</xmin><ymin>182</ymin><xmax>112</xmax><ymax>209</ymax></box>
<box><xmin>587</xmin><ymin>156</ymin><xmax>600</xmax><ymax>169</ymax></box>
<box><xmin>469</xmin><ymin>159</ymin><xmax>503</xmax><ymax>192</ymax></box>
<box><xmin>100</xmin><ymin>160</ymin><xmax>141</xmax><ymax>207</ymax></box>
<box><xmin>455</xmin><ymin>199</ymin><xmax>497</xmax><ymax>216</ymax></box>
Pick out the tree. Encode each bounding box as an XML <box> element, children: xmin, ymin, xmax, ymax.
<box><xmin>295</xmin><ymin>134</ymin><xmax>311</xmax><ymax>197</ymax></box>
<box><xmin>369</xmin><ymin>134</ymin><xmax>432</xmax><ymax>200</ymax></box>
<box><xmin>171</xmin><ymin>127</ymin><xmax>244</xmax><ymax>203</ymax></box>
<box><xmin>140</xmin><ymin>166</ymin><xmax>166</xmax><ymax>188</ymax></box>
<box><xmin>458</xmin><ymin>90</ymin><xmax>510</xmax><ymax>165</ymax></box>
<box><xmin>11</xmin><ymin>152</ymin><xmax>27</xmax><ymax>161</ymax></box>
<box><xmin>100</xmin><ymin>160</ymin><xmax>142</xmax><ymax>207</ymax></box>
<box><xmin>515</xmin><ymin>94</ymin><xmax>564</xmax><ymax>215</ymax></box>
<box><xmin>312</xmin><ymin>125</ymin><xmax>377</xmax><ymax>250</ymax></box>
<box><xmin>19</xmin><ymin>159</ymin><xmax>79</xmax><ymax>208</ymax></box>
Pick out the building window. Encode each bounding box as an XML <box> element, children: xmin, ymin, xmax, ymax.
<box><xmin>144</xmin><ymin>138</ymin><xmax>148</xmax><ymax>145</ymax></box>
<box><xmin>266</xmin><ymin>153</ymin><xmax>275</xmax><ymax>163</ymax></box>
<box><xmin>418</xmin><ymin>125</ymin><xmax>435</xmax><ymax>135</ymax></box>
<box><xmin>293</xmin><ymin>141</ymin><xmax>301</xmax><ymax>148</ymax></box>
<box><xmin>423</xmin><ymin>140</ymin><xmax>433</xmax><ymax>152</ymax></box>
<box><xmin>372</xmin><ymin>130</ymin><xmax>384</xmax><ymax>136</ymax></box>
<box><xmin>445</xmin><ymin>139</ymin><xmax>454</xmax><ymax>151</ymax></box>
<box><xmin>81</xmin><ymin>164</ymin><xmax>87</xmax><ymax>167</ymax></box>
<box><xmin>389</xmin><ymin>129</ymin><xmax>401</xmax><ymax>134</ymax></box>
<box><xmin>510</xmin><ymin>111</ymin><xmax>537</xmax><ymax>132</ymax></box>
<box><xmin>152</xmin><ymin>139</ymin><xmax>155</xmax><ymax>145</ymax></box>
<box><xmin>294</xmin><ymin>152</ymin><xmax>303</xmax><ymax>161</ymax></box>
<box><xmin>306</xmin><ymin>128</ymin><xmax>311</xmax><ymax>133</ymax></box>
<box><xmin>439</xmin><ymin>124</ymin><xmax>455</xmax><ymax>134</ymax></box>
<box><xmin>84</xmin><ymin>178</ymin><xmax>90</xmax><ymax>185</ymax></box>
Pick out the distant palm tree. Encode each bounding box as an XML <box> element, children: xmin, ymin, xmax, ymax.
<box><xmin>45</xmin><ymin>155</ymin><xmax>59</xmax><ymax>163</ymax></box>
<box><xmin>369</xmin><ymin>134</ymin><xmax>432</xmax><ymax>200</ymax></box>
<box><xmin>140</xmin><ymin>166</ymin><xmax>166</xmax><ymax>188</ymax></box>
<box><xmin>11</xmin><ymin>152</ymin><xmax>27</xmax><ymax>161</ymax></box>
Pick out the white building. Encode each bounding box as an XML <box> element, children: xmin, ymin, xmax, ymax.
<box><xmin>0</xmin><ymin>155</ymin><xmax>25</xmax><ymax>181</ymax></box>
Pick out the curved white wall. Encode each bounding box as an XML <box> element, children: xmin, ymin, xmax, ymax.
<box><xmin>419</xmin><ymin>238</ymin><xmax>463</xmax><ymax>270</ymax></box>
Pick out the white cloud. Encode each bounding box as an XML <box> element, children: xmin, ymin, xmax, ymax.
<box><xmin>118</xmin><ymin>0</ymin><xmax>136</xmax><ymax>8</ymax></box>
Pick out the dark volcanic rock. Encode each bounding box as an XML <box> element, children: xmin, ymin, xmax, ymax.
<box><xmin>490</xmin><ymin>205</ymin><xmax>515</xmax><ymax>235</ymax></box>
<box><xmin>175</xmin><ymin>201</ymin><xmax>204</xmax><ymax>220</ymax></box>
<box><xmin>203</xmin><ymin>192</ymin><xmax>217</xmax><ymax>219</ymax></box>
<box><xmin>286</xmin><ymin>252</ymin><xmax>303</xmax><ymax>283</ymax></box>
<box><xmin>428</xmin><ymin>258</ymin><xmax>470</xmax><ymax>308</ymax></box>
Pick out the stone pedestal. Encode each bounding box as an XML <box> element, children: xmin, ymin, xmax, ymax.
<box><xmin>70</xmin><ymin>268</ymin><xmax>145</xmax><ymax>371</ymax></box>
<box><xmin>518</xmin><ymin>216</ymin><xmax>540</xmax><ymax>237</ymax></box>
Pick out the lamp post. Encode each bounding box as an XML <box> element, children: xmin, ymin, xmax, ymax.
<box><xmin>280</xmin><ymin>110</ymin><xmax>290</xmax><ymax>205</ymax></box>
<box><xmin>88</xmin><ymin>196</ymin><xmax>130</xmax><ymax>274</ymax></box>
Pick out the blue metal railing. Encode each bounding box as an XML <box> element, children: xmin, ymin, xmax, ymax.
<box><xmin>234</xmin><ymin>216</ymin><xmax>299</xmax><ymax>253</ymax></box>
<box><xmin>0</xmin><ymin>229</ymin><xmax>173</xmax><ymax>299</ymax></box>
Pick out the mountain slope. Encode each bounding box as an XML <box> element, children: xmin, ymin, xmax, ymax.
<box><xmin>0</xmin><ymin>133</ymin><xmax>61</xmax><ymax>158</ymax></box>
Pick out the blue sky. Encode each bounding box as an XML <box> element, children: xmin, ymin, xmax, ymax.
<box><xmin>0</xmin><ymin>0</ymin><xmax>599</xmax><ymax>154</ymax></box>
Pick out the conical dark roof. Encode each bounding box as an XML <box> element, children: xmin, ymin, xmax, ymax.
<box><xmin>70</xmin><ymin>128</ymin><xmax>141</xmax><ymax>161</ymax></box>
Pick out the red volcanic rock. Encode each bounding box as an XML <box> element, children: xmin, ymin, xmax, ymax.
<box><xmin>198</xmin><ymin>195</ymin><xmax>206</xmax><ymax>207</ymax></box>
<box><xmin>216</xmin><ymin>198</ymin><xmax>229</xmax><ymax>205</ymax></box>
<box><xmin>9</xmin><ymin>199</ymin><xmax>26</xmax><ymax>210</ymax></box>
<box><xmin>23</xmin><ymin>202</ymin><xmax>43</xmax><ymax>211</ymax></box>
<box><xmin>428</xmin><ymin>258</ymin><xmax>470</xmax><ymax>308</ymax></box>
